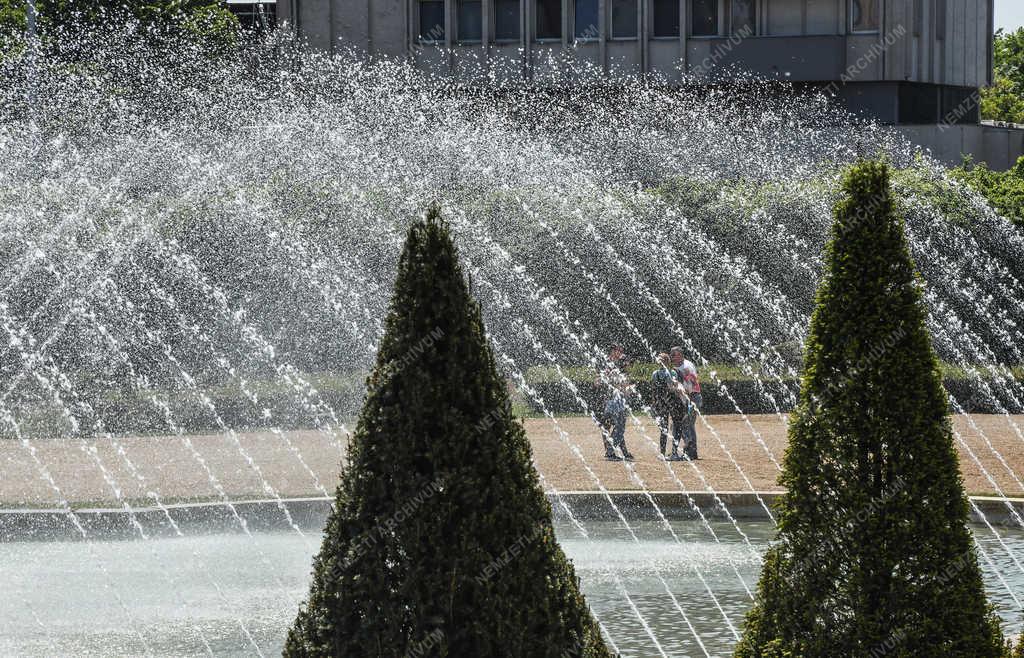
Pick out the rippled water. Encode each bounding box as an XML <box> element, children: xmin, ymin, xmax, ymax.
<box><xmin>1</xmin><ymin>518</ymin><xmax>1020</xmax><ymax>657</ymax></box>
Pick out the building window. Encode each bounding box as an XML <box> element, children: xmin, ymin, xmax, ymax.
<box><xmin>691</xmin><ymin>0</ymin><xmax>719</xmax><ymax>36</ymax></box>
<box><xmin>458</xmin><ymin>0</ymin><xmax>483</xmax><ymax>41</ymax></box>
<box><xmin>806</xmin><ymin>0</ymin><xmax>838</xmax><ymax>35</ymax></box>
<box><xmin>574</xmin><ymin>0</ymin><xmax>599</xmax><ymax>39</ymax></box>
<box><xmin>418</xmin><ymin>0</ymin><xmax>445</xmax><ymax>42</ymax></box>
<box><xmin>730</xmin><ymin>0</ymin><xmax>755</xmax><ymax>35</ymax></box>
<box><xmin>611</xmin><ymin>0</ymin><xmax>638</xmax><ymax>38</ymax></box>
<box><xmin>495</xmin><ymin>0</ymin><xmax>521</xmax><ymax>40</ymax></box>
<box><xmin>225</xmin><ymin>2</ymin><xmax>276</xmax><ymax>32</ymax></box>
<box><xmin>536</xmin><ymin>0</ymin><xmax>562</xmax><ymax>39</ymax></box>
<box><xmin>767</xmin><ymin>0</ymin><xmax>801</xmax><ymax>35</ymax></box>
<box><xmin>652</xmin><ymin>0</ymin><xmax>680</xmax><ymax>37</ymax></box>
<box><xmin>850</xmin><ymin>0</ymin><xmax>879</xmax><ymax>33</ymax></box>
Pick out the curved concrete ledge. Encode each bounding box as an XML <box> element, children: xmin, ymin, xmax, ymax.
<box><xmin>0</xmin><ymin>497</ymin><xmax>334</xmax><ymax>542</ymax></box>
<box><xmin>2</xmin><ymin>492</ymin><xmax>1021</xmax><ymax>542</ymax></box>
<box><xmin>547</xmin><ymin>492</ymin><xmax>1024</xmax><ymax>526</ymax></box>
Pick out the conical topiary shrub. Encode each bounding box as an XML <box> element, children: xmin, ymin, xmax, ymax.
<box><xmin>735</xmin><ymin>160</ymin><xmax>1007</xmax><ymax>657</ymax></box>
<box><xmin>286</xmin><ymin>208</ymin><xmax>610</xmax><ymax>658</ymax></box>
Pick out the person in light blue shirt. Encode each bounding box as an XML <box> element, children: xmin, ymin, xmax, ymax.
<box><xmin>595</xmin><ymin>343</ymin><xmax>634</xmax><ymax>461</ymax></box>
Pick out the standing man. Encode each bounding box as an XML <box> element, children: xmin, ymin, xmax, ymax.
<box><xmin>670</xmin><ymin>347</ymin><xmax>701</xmax><ymax>461</ymax></box>
<box><xmin>650</xmin><ymin>353</ymin><xmax>679</xmax><ymax>457</ymax></box>
<box><xmin>596</xmin><ymin>343</ymin><xmax>634</xmax><ymax>461</ymax></box>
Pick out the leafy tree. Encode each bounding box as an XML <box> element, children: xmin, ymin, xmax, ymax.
<box><xmin>286</xmin><ymin>208</ymin><xmax>610</xmax><ymax>658</ymax></box>
<box><xmin>0</xmin><ymin>0</ymin><xmax>239</xmax><ymax>47</ymax></box>
<box><xmin>983</xmin><ymin>28</ymin><xmax>1024</xmax><ymax>124</ymax></box>
<box><xmin>178</xmin><ymin>1</ymin><xmax>240</xmax><ymax>46</ymax></box>
<box><xmin>981</xmin><ymin>76</ymin><xmax>1024</xmax><ymax>125</ymax></box>
<box><xmin>951</xmin><ymin>156</ymin><xmax>1024</xmax><ymax>227</ymax></box>
<box><xmin>736</xmin><ymin>160</ymin><xmax>1007</xmax><ymax>657</ymax></box>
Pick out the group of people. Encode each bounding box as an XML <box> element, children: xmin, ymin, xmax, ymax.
<box><xmin>595</xmin><ymin>344</ymin><xmax>702</xmax><ymax>462</ymax></box>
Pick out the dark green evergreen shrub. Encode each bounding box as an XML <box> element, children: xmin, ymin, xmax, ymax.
<box><xmin>522</xmin><ymin>363</ymin><xmax>1022</xmax><ymax>417</ymax></box>
<box><xmin>735</xmin><ymin>160</ymin><xmax>1007</xmax><ymax>657</ymax></box>
<box><xmin>285</xmin><ymin>208</ymin><xmax>610</xmax><ymax>658</ymax></box>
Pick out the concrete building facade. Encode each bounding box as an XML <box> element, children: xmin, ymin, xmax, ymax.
<box><xmin>275</xmin><ymin>0</ymin><xmax>1024</xmax><ymax>168</ymax></box>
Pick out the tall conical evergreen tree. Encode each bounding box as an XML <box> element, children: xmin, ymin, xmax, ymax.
<box><xmin>735</xmin><ymin>160</ymin><xmax>1007</xmax><ymax>657</ymax></box>
<box><xmin>286</xmin><ymin>208</ymin><xmax>609</xmax><ymax>658</ymax></box>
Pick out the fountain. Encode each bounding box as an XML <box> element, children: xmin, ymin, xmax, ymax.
<box><xmin>1</xmin><ymin>22</ymin><xmax>1023</xmax><ymax>656</ymax></box>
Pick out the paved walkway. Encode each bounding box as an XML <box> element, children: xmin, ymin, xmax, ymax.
<box><xmin>2</xmin><ymin>415</ymin><xmax>1024</xmax><ymax>506</ymax></box>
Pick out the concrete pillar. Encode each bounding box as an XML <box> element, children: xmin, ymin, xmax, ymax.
<box><xmin>446</xmin><ymin>0</ymin><xmax>453</xmax><ymax>73</ymax></box>
<box><xmin>524</xmin><ymin>0</ymin><xmax>532</xmax><ymax>79</ymax></box>
<box><xmin>640</xmin><ymin>0</ymin><xmax>648</xmax><ymax>76</ymax></box>
<box><xmin>679</xmin><ymin>0</ymin><xmax>687</xmax><ymax>74</ymax></box>
<box><xmin>600</xmin><ymin>0</ymin><xmax>608</xmax><ymax>74</ymax></box>
<box><xmin>562</xmin><ymin>0</ymin><xmax>570</xmax><ymax>49</ymax></box>
<box><xmin>482</xmin><ymin>0</ymin><xmax>491</xmax><ymax>72</ymax></box>
<box><xmin>367</xmin><ymin>0</ymin><xmax>374</xmax><ymax>52</ymax></box>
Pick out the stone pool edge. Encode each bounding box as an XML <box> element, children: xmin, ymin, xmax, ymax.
<box><xmin>2</xmin><ymin>492</ymin><xmax>1022</xmax><ymax>541</ymax></box>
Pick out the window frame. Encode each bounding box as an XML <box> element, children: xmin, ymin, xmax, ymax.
<box><xmin>848</xmin><ymin>0</ymin><xmax>881</xmax><ymax>34</ymax></box>
<box><xmin>689</xmin><ymin>0</ymin><xmax>725</xmax><ymax>38</ymax></box>
<box><xmin>573</xmin><ymin>0</ymin><xmax>601</xmax><ymax>41</ymax></box>
<box><xmin>493</xmin><ymin>0</ymin><xmax>522</xmax><ymax>43</ymax></box>
<box><xmin>804</xmin><ymin>0</ymin><xmax>840</xmax><ymax>36</ymax></box>
<box><xmin>416</xmin><ymin>0</ymin><xmax>447</xmax><ymax>43</ymax></box>
<box><xmin>728</xmin><ymin>0</ymin><xmax>757</xmax><ymax>37</ymax></box>
<box><xmin>534</xmin><ymin>0</ymin><xmax>563</xmax><ymax>41</ymax></box>
<box><xmin>758</xmin><ymin>0</ymin><xmax>844</xmax><ymax>38</ymax></box>
<box><xmin>765</xmin><ymin>0</ymin><xmax>803</xmax><ymax>36</ymax></box>
<box><xmin>650</xmin><ymin>0</ymin><xmax>681</xmax><ymax>39</ymax></box>
<box><xmin>609</xmin><ymin>0</ymin><xmax>639</xmax><ymax>40</ymax></box>
<box><xmin>456</xmin><ymin>0</ymin><xmax>484</xmax><ymax>43</ymax></box>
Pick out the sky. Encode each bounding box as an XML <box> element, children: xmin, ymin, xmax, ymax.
<box><xmin>996</xmin><ymin>0</ymin><xmax>1024</xmax><ymax>32</ymax></box>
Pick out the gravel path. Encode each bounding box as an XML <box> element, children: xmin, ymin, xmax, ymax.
<box><xmin>2</xmin><ymin>415</ymin><xmax>1023</xmax><ymax>506</ymax></box>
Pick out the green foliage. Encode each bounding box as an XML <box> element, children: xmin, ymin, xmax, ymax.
<box><xmin>0</xmin><ymin>0</ymin><xmax>24</xmax><ymax>32</ymax></box>
<box><xmin>0</xmin><ymin>0</ymin><xmax>239</xmax><ymax>47</ymax></box>
<box><xmin>285</xmin><ymin>209</ymin><xmax>610</xmax><ymax>657</ymax></box>
<box><xmin>993</xmin><ymin>28</ymin><xmax>1024</xmax><ymax>91</ymax></box>
<box><xmin>521</xmin><ymin>361</ymin><xmax>1022</xmax><ymax>417</ymax></box>
<box><xmin>981</xmin><ymin>76</ymin><xmax>1024</xmax><ymax>125</ymax></box>
<box><xmin>951</xmin><ymin>157</ymin><xmax>1024</xmax><ymax>227</ymax></box>
<box><xmin>736</xmin><ymin>160</ymin><xmax>1007</xmax><ymax>657</ymax></box>
<box><xmin>983</xmin><ymin>28</ymin><xmax>1024</xmax><ymax>124</ymax></box>
<box><xmin>178</xmin><ymin>2</ymin><xmax>239</xmax><ymax>48</ymax></box>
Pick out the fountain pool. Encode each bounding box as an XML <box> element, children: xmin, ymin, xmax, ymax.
<box><xmin>2</xmin><ymin>514</ymin><xmax>1022</xmax><ymax>657</ymax></box>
